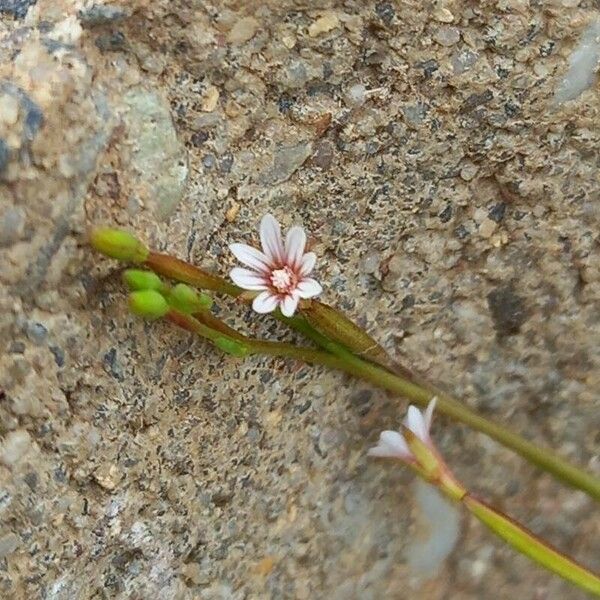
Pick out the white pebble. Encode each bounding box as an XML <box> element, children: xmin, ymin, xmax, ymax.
<box><xmin>0</xmin><ymin>430</ymin><xmax>32</xmax><ymax>467</ymax></box>
<box><xmin>554</xmin><ymin>20</ymin><xmax>600</xmax><ymax>104</ymax></box>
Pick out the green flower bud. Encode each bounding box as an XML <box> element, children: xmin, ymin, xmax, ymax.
<box><xmin>128</xmin><ymin>290</ymin><xmax>169</xmax><ymax>320</ymax></box>
<box><xmin>89</xmin><ymin>227</ymin><xmax>149</xmax><ymax>263</ymax></box>
<box><xmin>168</xmin><ymin>284</ymin><xmax>213</xmax><ymax>313</ymax></box>
<box><xmin>214</xmin><ymin>336</ymin><xmax>249</xmax><ymax>357</ymax></box>
<box><xmin>122</xmin><ymin>269</ymin><xmax>167</xmax><ymax>292</ymax></box>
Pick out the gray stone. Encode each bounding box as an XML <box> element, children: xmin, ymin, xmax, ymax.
<box><xmin>79</xmin><ymin>4</ymin><xmax>131</xmax><ymax>26</ymax></box>
<box><xmin>0</xmin><ymin>139</ymin><xmax>9</xmax><ymax>173</ymax></box>
<box><xmin>259</xmin><ymin>141</ymin><xmax>313</xmax><ymax>185</ymax></box>
<box><xmin>123</xmin><ymin>88</ymin><xmax>189</xmax><ymax>219</ymax></box>
<box><xmin>0</xmin><ymin>533</ymin><xmax>19</xmax><ymax>558</ymax></box>
<box><xmin>0</xmin><ymin>206</ymin><xmax>25</xmax><ymax>247</ymax></box>
<box><xmin>25</xmin><ymin>321</ymin><xmax>48</xmax><ymax>344</ymax></box>
<box><xmin>434</xmin><ymin>26</ymin><xmax>461</xmax><ymax>46</ymax></box>
<box><xmin>0</xmin><ymin>0</ymin><xmax>36</xmax><ymax>19</ymax></box>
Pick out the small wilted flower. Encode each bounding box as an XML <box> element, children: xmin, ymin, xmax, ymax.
<box><xmin>368</xmin><ymin>398</ymin><xmax>437</xmax><ymax>463</ymax></box>
<box><xmin>369</xmin><ymin>398</ymin><xmax>466</xmax><ymax>501</ymax></box>
<box><xmin>229</xmin><ymin>214</ymin><xmax>322</xmax><ymax>317</ymax></box>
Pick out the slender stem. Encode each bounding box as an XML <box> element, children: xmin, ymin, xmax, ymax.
<box><xmin>463</xmin><ymin>494</ymin><xmax>600</xmax><ymax>596</ymax></box>
<box><xmin>159</xmin><ymin>309</ymin><xmax>600</xmax><ymax>594</ymax></box>
<box><xmin>139</xmin><ymin>255</ymin><xmax>600</xmax><ymax>501</ymax></box>
<box><xmin>253</xmin><ymin>339</ymin><xmax>600</xmax><ymax>500</ymax></box>
<box><xmin>145</xmin><ymin>252</ymin><xmax>241</xmax><ymax>296</ymax></box>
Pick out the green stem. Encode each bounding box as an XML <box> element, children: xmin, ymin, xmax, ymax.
<box><xmin>463</xmin><ymin>495</ymin><xmax>600</xmax><ymax>596</ymax></box>
<box><xmin>96</xmin><ymin>242</ymin><xmax>600</xmax><ymax>501</ymax></box>
<box><xmin>271</xmin><ymin>315</ymin><xmax>600</xmax><ymax>500</ymax></box>
<box><xmin>161</xmin><ymin>311</ymin><xmax>600</xmax><ymax>595</ymax></box>
<box><xmin>247</xmin><ymin>335</ymin><xmax>600</xmax><ymax>500</ymax></box>
<box><xmin>145</xmin><ymin>252</ymin><xmax>241</xmax><ymax>296</ymax></box>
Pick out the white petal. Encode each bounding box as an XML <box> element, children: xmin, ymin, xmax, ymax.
<box><xmin>260</xmin><ymin>214</ymin><xmax>285</xmax><ymax>264</ymax></box>
<box><xmin>404</xmin><ymin>405</ymin><xmax>427</xmax><ymax>441</ymax></box>
<box><xmin>368</xmin><ymin>430</ymin><xmax>412</xmax><ymax>460</ymax></box>
<box><xmin>299</xmin><ymin>252</ymin><xmax>317</xmax><ymax>276</ymax></box>
<box><xmin>296</xmin><ymin>278</ymin><xmax>322</xmax><ymax>299</ymax></box>
<box><xmin>280</xmin><ymin>293</ymin><xmax>300</xmax><ymax>317</ymax></box>
<box><xmin>285</xmin><ymin>226</ymin><xmax>306</xmax><ymax>269</ymax></box>
<box><xmin>230</xmin><ymin>267</ymin><xmax>269</xmax><ymax>291</ymax></box>
<box><xmin>423</xmin><ymin>397</ymin><xmax>437</xmax><ymax>433</ymax></box>
<box><xmin>252</xmin><ymin>291</ymin><xmax>279</xmax><ymax>314</ymax></box>
<box><xmin>229</xmin><ymin>243</ymin><xmax>272</xmax><ymax>273</ymax></box>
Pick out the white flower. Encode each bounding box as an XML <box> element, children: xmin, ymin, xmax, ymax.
<box><xmin>368</xmin><ymin>398</ymin><xmax>437</xmax><ymax>462</ymax></box>
<box><xmin>229</xmin><ymin>214</ymin><xmax>322</xmax><ymax>317</ymax></box>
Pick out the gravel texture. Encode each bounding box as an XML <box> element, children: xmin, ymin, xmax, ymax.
<box><xmin>0</xmin><ymin>1</ymin><xmax>599</xmax><ymax>599</ymax></box>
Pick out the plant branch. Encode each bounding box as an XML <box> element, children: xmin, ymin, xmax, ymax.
<box><xmin>163</xmin><ymin>308</ymin><xmax>600</xmax><ymax>501</ymax></box>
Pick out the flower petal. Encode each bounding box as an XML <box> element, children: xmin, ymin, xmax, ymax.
<box><xmin>260</xmin><ymin>214</ymin><xmax>285</xmax><ymax>264</ymax></box>
<box><xmin>404</xmin><ymin>405</ymin><xmax>427</xmax><ymax>441</ymax></box>
<box><xmin>368</xmin><ymin>430</ymin><xmax>412</xmax><ymax>460</ymax></box>
<box><xmin>280</xmin><ymin>293</ymin><xmax>300</xmax><ymax>317</ymax></box>
<box><xmin>252</xmin><ymin>291</ymin><xmax>279</xmax><ymax>313</ymax></box>
<box><xmin>297</xmin><ymin>278</ymin><xmax>322</xmax><ymax>299</ymax></box>
<box><xmin>299</xmin><ymin>252</ymin><xmax>317</xmax><ymax>276</ymax></box>
<box><xmin>285</xmin><ymin>226</ymin><xmax>306</xmax><ymax>269</ymax></box>
<box><xmin>229</xmin><ymin>243</ymin><xmax>272</xmax><ymax>273</ymax></box>
<box><xmin>423</xmin><ymin>397</ymin><xmax>437</xmax><ymax>433</ymax></box>
<box><xmin>230</xmin><ymin>268</ymin><xmax>269</xmax><ymax>291</ymax></box>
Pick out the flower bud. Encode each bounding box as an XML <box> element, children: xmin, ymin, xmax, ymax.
<box><xmin>122</xmin><ymin>269</ymin><xmax>167</xmax><ymax>292</ymax></box>
<box><xmin>302</xmin><ymin>301</ymin><xmax>392</xmax><ymax>367</ymax></box>
<box><xmin>89</xmin><ymin>227</ymin><xmax>149</xmax><ymax>263</ymax></box>
<box><xmin>167</xmin><ymin>284</ymin><xmax>213</xmax><ymax>313</ymax></box>
<box><xmin>128</xmin><ymin>290</ymin><xmax>169</xmax><ymax>320</ymax></box>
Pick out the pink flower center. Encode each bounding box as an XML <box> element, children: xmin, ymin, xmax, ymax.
<box><xmin>270</xmin><ymin>266</ymin><xmax>297</xmax><ymax>294</ymax></box>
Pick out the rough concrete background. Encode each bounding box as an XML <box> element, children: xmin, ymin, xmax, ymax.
<box><xmin>1</xmin><ymin>1</ymin><xmax>599</xmax><ymax>598</ymax></box>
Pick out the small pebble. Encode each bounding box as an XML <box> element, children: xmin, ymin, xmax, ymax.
<box><xmin>346</xmin><ymin>84</ymin><xmax>367</xmax><ymax>106</ymax></box>
<box><xmin>0</xmin><ymin>533</ymin><xmax>19</xmax><ymax>558</ymax></box>
<box><xmin>434</xmin><ymin>26</ymin><xmax>461</xmax><ymax>47</ymax></box>
<box><xmin>25</xmin><ymin>322</ymin><xmax>48</xmax><ymax>345</ymax></box>
<box><xmin>433</xmin><ymin>7</ymin><xmax>454</xmax><ymax>23</ymax></box>
<box><xmin>0</xmin><ymin>430</ymin><xmax>32</xmax><ymax>467</ymax></box>
<box><xmin>479</xmin><ymin>218</ymin><xmax>497</xmax><ymax>238</ymax></box>
<box><xmin>202</xmin><ymin>154</ymin><xmax>216</xmax><ymax>169</ymax></box>
<box><xmin>140</xmin><ymin>53</ymin><xmax>166</xmax><ymax>75</ymax></box>
<box><xmin>308</xmin><ymin>12</ymin><xmax>339</xmax><ymax>37</ymax></box>
<box><xmin>361</xmin><ymin>252</ymin><xmax>380</xmax><ymax>274</ymax></box>
<box><xmin>94</xmin><ymin>463</ymin><xmax>121</xmax><ymax>491</ymax></box>
<box><xmin>201</xmin><ymin>86</ymin><xmax>219</xmax><ymax>112</ymax></box>
<box><xmin>49</xmin><ymin>345</ymin><xmax>65</xmax><ymax>367</ymax></box>
<box><xmin>488</xmin><ymin>202</ymin><xmax>506</xmax><ymax>223</ymax></box>
<box><xmin>227</xmin><ymin>17</ymin><xmax>259</xmax><ymax>44</ymax></box>
<box><xmin>460</xmin><ymin>162</ymin><xmax>479</xmax><ymax>181</ymax></box>
<box><xmin>0</xmin><ymin>206</ymin><xmax>25</xmax><ymax>246</ymax></box>
<box><xmin>225</xmin><ymin>202</ymin><xmax>240</xmax><ymax>222</ymax></box>
<box><xmin>0</xmin><ymin>94</ymin><xmax>19</xmax><ymax>126</ymax></box>
<box><xmin>0</xmin><ymin>139</ymin><xmax>9</xmax><ymax>172</ymax></box>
